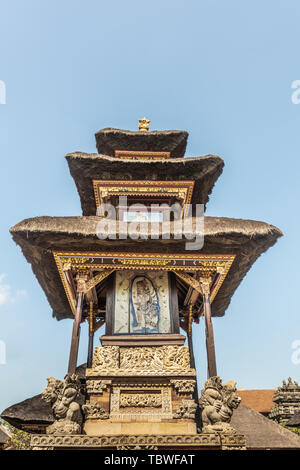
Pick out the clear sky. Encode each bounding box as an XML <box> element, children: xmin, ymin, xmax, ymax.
<box><xmin>1</xmin><ymin>0</ymin><xmax>300</xmax><ymax>411</ymax></box>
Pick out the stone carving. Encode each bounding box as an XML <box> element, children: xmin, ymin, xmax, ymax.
<box><xmin>31</xmin><ymin>432</ymin><xmax>228</xmax><ymax>449</ymax></box>
<box><xmin>171</xmin><ymin>380</ymin><xmax>195</xmax><ymax>394</ymax></box>
<box><xmin>201</xmin><ymin>376</ymin><xmax>241</xmax><ymax>434</ymax></box>
<box><xmin>41</xmin><ymin>374</ymin><xmax>83</xmax><ymax>435</ymax></box>
<box><xmin>87</xmin><ymin>345</ymin><xmax>195</xmax><ymax>377</ymax></box>
<box><xmin>120</xmin><ymin>393</ymin><xmax>162</xmax><ymax>408</ymax></box>
<box><xmin>110</xmin><ymin>387</ymin><xmax>172</xmax><ymax>419</ymax></box>
<box><xmin>86</xmin><ymin>379</ymin><xmax>112</xmax><ymax>394</ymax></box>
<box><xmin>119</xmin><ymin>345</ymin><xmax>190</xmax><ymax>370</ymax></box>
<box><xmin>269</xmin><ymin>377</ymin><xmax>300</xmax><ymax>423</ymax></box>
<box><xmin>91</xmin><ymin>346</ymin><xmax>119</xmax><ymax>369</ymax></box>
<box><xmin>82</xmin><ymin>401</ymin><xmax>109</xmax><ymax>420</ymax></box>
<box><xmin>173</xmin><ymin>399</ymin><xmax>198</xmax><ymax>419</ymax></box>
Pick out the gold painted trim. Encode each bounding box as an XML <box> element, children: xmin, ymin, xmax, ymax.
<box><xmin>114</xmin><ymin>150</ymin><xmax>171</xmax><ymax>160</ymax></box>
<box><xmin>53</xmin><ymin>251</ymin><xmax>235</xmax><ymax>317</ymax></box>
<box><xmin>92</xmin><ymin>180</ymin><xmax>195</xmax><ymax>210</ymax></box>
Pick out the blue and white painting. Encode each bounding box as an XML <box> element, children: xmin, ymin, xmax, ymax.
<box><xmin>130</xmin><ymin>275</ymin><xmax>160</xmax><ymax>333</ymax></box>
<box><xmin>113</xmin><ymin>270</ymin><xmax>170</xmax><ymax>334</ymax></box>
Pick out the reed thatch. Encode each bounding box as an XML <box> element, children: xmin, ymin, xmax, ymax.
<box><xmin>94</xmin><ymin>128</ymin><xmax>188</xmax><ymax>157</ymax></box>
<box><xmin>66</xmin><ymin>152</ymin><xmax>224</xmax><ymax>216</ymax></box>
<box><xmin>9</xmin><ymin>215</ymin><xmax>282</xmax><ymax>321</ymax></box>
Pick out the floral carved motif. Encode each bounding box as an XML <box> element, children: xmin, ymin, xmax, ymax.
<box><xmin>170</xmin><ymin>380</ymin><xmax>195</xmax><ymax>394</ymax></box>
<box><xmin>173</xmin><ymin>399</ymin><xmax>197</xmax><ymax>419</ymax></box>
<box><xmin>86</xmin><ymin>380</ymin><xmax>112</xmax><ymax>394</ymax></box>
<box><xmin>120</xmin><ymin>393</ymin><xmax>162</xmax><ymax>408</ymax></box>
<box><xmin>91</xmin><ymin>346</ymin><xmax>119</xmax><ymax>369</ymax></box>
<box><xmin>82</xmin><ymin>401</ymin><xmax>109</xmax><ymax>420</ymax></box>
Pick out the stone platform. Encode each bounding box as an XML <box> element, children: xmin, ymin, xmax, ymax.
<box><xmin>31</xmin><ymin>432</ymin><xmax>246</xmax><ymax>450</ymax></box>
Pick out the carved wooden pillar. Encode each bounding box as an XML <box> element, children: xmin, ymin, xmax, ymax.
<box><xmin>87</xmin><ymin>301</ymin><xmax>95</xmax><ymax>368</ymax></box>
<box><xmin>200</xmin><ymin>274</ymin><xmax>217</xmax><ymax>378</ymax></box>
<box><xmin>68</xmin><ymin>271</ymin><xmax>88</xmax><ymax>375</ymax></box>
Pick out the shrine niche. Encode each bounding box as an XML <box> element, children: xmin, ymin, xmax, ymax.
<box><xmin>113</xmin><ymin>271</ymin><xmax>171</xmax><ymax>335</ymax></box>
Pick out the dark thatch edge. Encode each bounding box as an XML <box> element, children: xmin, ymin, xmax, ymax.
<box><xmin>231</xmin><ymin>403</ymin><xmax>300</xmax><ymax>449</ymax></box>
<box><xmin>94</xmin><ymin>128</ymin><xmax>188</xmax><ymax>158</ymax></box>
<box><xmin>9</xmin><ymin>215</ymin><xmax>282</xmax><ymax>321</ymax></box>
<box><xmin>65</xmin><ymin>152</ymin><xmax>224</xmax><ymax>216</ymax></box>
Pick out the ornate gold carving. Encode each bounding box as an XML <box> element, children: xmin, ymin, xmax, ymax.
<box><xmin>173</xmin><ymin>399</ymin><xmax>198</xmax><ymax>419</ymax></box>
<box><xmin>76</xmin><ymin>271</ymin><xmax>89</xmax><ymax>293</ymax></box>
<box><xmin>84</xmin><ymin>269</ymin><xmax>115</xmax><ymax>294</ymax></box>
<box><xmin>82</xmin><ymin>401</ymin><xmax>109</xmax><ymax>420</ymax></box>
<box><xmin>120</xmin><ymin>393</ymin><xmax>162</xmax><ymax>408</ymax></box>
<box><xmin>170</xmin><ymin>380</ymin><xmax>195</xmax><ymax>394</ymax></box>
<box><xmin>92</xmin><ymin>180</ymin><xmax>195</xmax><ymax>210</ymax></box>
<box><xmin>53</xmin><ymin>251</ymin><xmax>235</xmax><ymax>318</ymax></box>
<box><xmin>118</xmin><ymin>259</ymin><xmax>170</xmax><ymax>266</ymax></box>
<box><xmin>86</xmin><ymin>379</ymin><xmax>112</xmax><ymax>394</ymax></box>
<box><xmin>114</xmin><ymin>150</ymin><xmax>170</xmax><ymax>160</ymax></box>
<box><xmin>138</xmin><ymin>117</ymin><xmax>150</xmax><ymax>132</ymax></box>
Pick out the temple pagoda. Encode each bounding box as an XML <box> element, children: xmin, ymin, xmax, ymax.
<box><xmin>3</xmin><ymin>120</ymin><xmax>289</xmax><ymax>450</ymax></box>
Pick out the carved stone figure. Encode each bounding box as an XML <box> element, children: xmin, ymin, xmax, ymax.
<box><xmin>201</xmin><ymin>376</ymin><xmax>241</xmax><ymax>434</ymax></box>
<box><xmin>42</xmin><ymin>374</ymin><xmax>83</xmax><ymax>435</ymax></box>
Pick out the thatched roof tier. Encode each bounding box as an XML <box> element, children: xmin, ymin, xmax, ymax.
<box><xmin>1</xmin><ymin>394</ymin><xmax>54</xmax><ymax>430</ymax></box>
<box><xmin>94</xmin><ymin>128</ymin><xmax>188</xmax><ymax>157</ymax></box>
<box><xmin>65</xmin><ymin>152</ymin><xmax>224</xmax><ymax>216</ymax></box>
<box><xmin>10</xmin><ymin>215</ymin><xmax>282</xmax><ymax>321</ymax></box>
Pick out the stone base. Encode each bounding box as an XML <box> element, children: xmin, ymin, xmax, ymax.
<box><xmin>84</xmin><ymin>421</ymin><xmax>196</xmax><ymax>436</ymax></box>
<box><xmin>31</xmin><ymin>433</ymin><xmax>246</xmax><ymax>450</ymax></box>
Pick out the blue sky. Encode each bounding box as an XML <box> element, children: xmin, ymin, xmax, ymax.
<box><xmin>1</xmin><ymin>0</ymin><xmax>300</xmax><ymax>411</ymax></box>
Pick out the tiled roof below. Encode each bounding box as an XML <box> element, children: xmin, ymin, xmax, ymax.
<box><xmin>238</xmin><ymin>389</ymin><xmax>275</xmax><ymax>414</ymax></box>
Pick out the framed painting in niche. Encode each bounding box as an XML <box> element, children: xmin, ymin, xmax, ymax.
<box><xmin>113</xmin><ymin>270</ymin><xmax>172</xmax><ymax>334</ymax></box>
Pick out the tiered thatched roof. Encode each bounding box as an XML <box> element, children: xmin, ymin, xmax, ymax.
<box><xmin>66</xmin><ymin>153</ymin><xmax>224</xmax><ymax>215</ymax></box>
<box><xmin>10</xmin><ymin>215</ymin><xmax>282</xmax><ymax>321</ymax></box>
<box><xmin>94</xmin><ymin>128</ymin><xmax>188</xmax><ymax>157</ymax></box>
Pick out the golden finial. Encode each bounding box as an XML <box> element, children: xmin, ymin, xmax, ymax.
<box><xmin>138</xmin><ymin>117</ymin><xmax>150</xmax><ymax>132</ymax></box>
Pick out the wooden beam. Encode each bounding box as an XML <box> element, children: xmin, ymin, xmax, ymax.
<box><xmin>200</xmin><ymin>276</ymin><xmax>217</xmax><ymax>378</ymax></box>
<box><xmin>68</xmin><ymin>291</ymin><xmax>84</xmax><ymax>375</ymax></box>
<box><xmin>84</xmin><ymin>269</ymin><xmax>115</xmax><ymax>294</ymax></box>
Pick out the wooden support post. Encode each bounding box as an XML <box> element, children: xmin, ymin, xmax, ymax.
<box><xmin>187</xmin><ymin>303</ymin><xmax>202</xmax><ymax>432</ymax></box>
<box><xmin>87</xmin><ymin>301</ymin><xmax>94</xmax><ymax>368</ymax></box>
<box><xmin>67</xmin><ymin>271</ymin><xmax>87</xmax><ymax>375</ymax></box>
<box><xmin>200</xmin><ymin>275</ymin><xmax>217</xmax><ymax>378</ymax></box>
